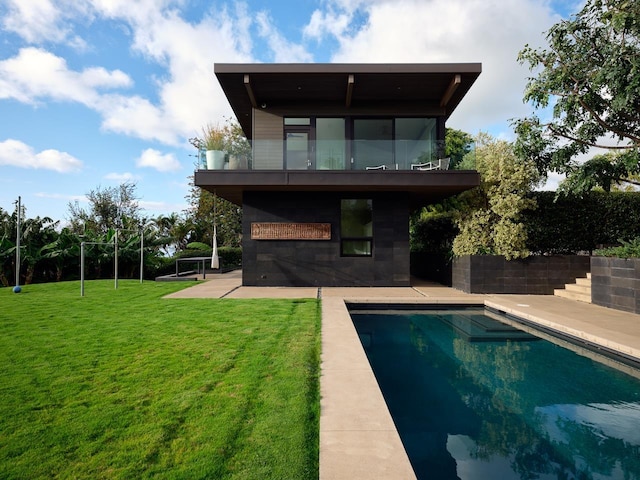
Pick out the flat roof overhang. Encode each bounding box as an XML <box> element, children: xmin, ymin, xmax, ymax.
<box><xmin>194</xmin><ymin>170</ymin><xmax>480</xmax><ymax>208</ymax></box>
<box><xmin>215</xmin><ymin>63</ymin><xmax>482</xmax><ymax>138</ymax></box>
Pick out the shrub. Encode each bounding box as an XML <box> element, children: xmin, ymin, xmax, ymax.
<box><xmin>594</xmin><ymin>238</ymin><xmax>640</xmax><ymax>258</ymax></box>
<box><xmin>524</xmin><ymin>191</ymin><xmax>640</xmax><ymax>254</ymax></box>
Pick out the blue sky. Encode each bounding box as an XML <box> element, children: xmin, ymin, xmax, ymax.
<box><xmin>0</xmin><ymin>0</ymin><xmax>579</xmax><ymax>224</ymax></box>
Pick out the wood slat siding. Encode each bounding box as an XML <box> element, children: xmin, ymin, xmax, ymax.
<box><xmin>253</xmin><ymin>109</ymin><xmax>283</xmax><ymax>169</ymax></box>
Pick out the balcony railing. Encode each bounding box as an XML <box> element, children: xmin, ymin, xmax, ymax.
<box><xmin>196</xmin><ymin>139</ymin><xmax>474</xmax><ymax>171</ymax></box>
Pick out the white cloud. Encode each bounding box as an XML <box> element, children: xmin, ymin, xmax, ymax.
<box><xmin>0</xmin><ymin>139</ymin><xmax>83</xmax><ymax>172</ymax></box>
<box><xmin>0</xmin><ymin>2</ymin><xmax>254</xmax><ymax>145</ymax></box>
<box><xmin>104</xmin><ymin>172</ymin><xmax>141</xmax><ymax>182</ymax></box>
<box><xmin>0</xmin><ymin>47</ymin><xmax>132</xmax><ymax>106</ymax></box>
<box><xmin>0</xmin><ymin>0</ymin><xmax>567</xmax><ymax>149</ymax></box>
<box><xmin>255</xmin><ymin>11</ymin><xmax>313</xmax><ymax>62</ymax></box>
<box><xmin>311</xmin><ymin>0</ymin><xmax>561</xmax><ymax>136</ymax></box>
<box><xmin>86</xmin><ymin>1</ymin><xmax>256</xmax><ymax>144</ymax></box>
<box><xmin>2</xmin><ymin>0</ymin><xmax>63</xmax><ymax>43</ymax></box>
<box><xmin>135</xmin><ymin>148</ymin><xmax>182</xmax><ymax>172</ymax></box>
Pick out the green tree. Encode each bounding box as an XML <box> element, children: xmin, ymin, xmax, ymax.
<box><xmin>0</xmin><ymin>207</ymin><xmax>59</xmax><ymax>285</ymax></box>
<box><xmin>452</xmin><ymin>133</ymin><xmax>540</xmax><ymax>259</ymax></box>
<box><xmin>514</xmin><ymin>0</ymin><xmax>640</xmax><ymax>193</ymax></box>
<box><xmin>40</xmin><ymin>227</ymin><xmax>80</xmax><ymax>282</ymax></box>
<box><xmin>152</xmin><ymin>212</ymin><xmax>192</xmax><ymax>254</ymax></box>
<box><xmin>185</xmin><ymin>186</ymin><xmax>242</xmax><ymax>248</ymax></box>
<box><xmin>446</xmin><ymin>128</ymin><xmax>475</xmax><ymax>169</ymax></box>
<box><xmin>67</xmin><ymin>183</ymin><xmax>141</xmax><ymax>235</ymax></box>
<box><xmin>186</xmin><ymin>118</ymin><xmax>246</xmax><ymax>248</ymax></box>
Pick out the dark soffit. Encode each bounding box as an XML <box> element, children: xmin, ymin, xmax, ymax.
<box><xmin>214</xmin><ymin>63</ymin><xmax>482</xmax><ymax>139</ymax></box>
<box><xmin>194</xmin><ymin>170</ymin><xmax>481</xmax><ymax>209</ymax></box>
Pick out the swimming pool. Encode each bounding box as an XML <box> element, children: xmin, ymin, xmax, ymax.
<box><xmin>350</xmin><ymin>306</ymin><xmax>640</xmax><ymax>480</ymax></box>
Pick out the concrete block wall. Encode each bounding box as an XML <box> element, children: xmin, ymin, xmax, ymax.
<box><xmin>591</xmin><ymin>257</ymin><xmax>640</xmax><ymax>314</ymax></box>
<box><xmin>242</xmin><ymin>191</ymin><xmax>410</xmax><ymax>287</ymax></box>
<box><xmin>452</xmin><ymin>255</ymin><xmax>591</xmax><ymax>294</ymax></box>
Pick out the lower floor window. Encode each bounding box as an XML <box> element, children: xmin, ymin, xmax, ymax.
<box><xmin>341</xmin><ymin>239</ymin><xmax>372</xmax><ymax>256</ymax></box>
<box><xmin>341</xmin><ymin>199</ymin><xmax>373</xmax><ymax>257</ymax></box>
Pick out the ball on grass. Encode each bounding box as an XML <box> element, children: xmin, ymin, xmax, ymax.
<box><xmin>13</xmin><ymin>286</ymin><xmax>21</xmax><ymax>293</ymax></box>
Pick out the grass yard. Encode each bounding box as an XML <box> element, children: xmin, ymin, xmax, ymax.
<box><xmin>0</xmin><ymin>280</ymin><xmax>320</xmax><ymax>479</ymax></box>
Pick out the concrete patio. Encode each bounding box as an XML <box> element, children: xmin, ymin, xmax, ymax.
<box><xmin>164</xmin><ymin>271</ymin><xmax>640</xmax><ymax>480</ymax></box>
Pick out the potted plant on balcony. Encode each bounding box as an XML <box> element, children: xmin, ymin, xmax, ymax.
<box><xmin>224</xmin><ymin>121</ymin><xmax>251</xmax><ymax>170</ymax></box>
<box><xmin>202</xmin><ymin>124</ymin><xmax>226</xmax><ymax>169</ymax></box>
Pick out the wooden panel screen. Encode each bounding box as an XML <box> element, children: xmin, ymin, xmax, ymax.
<box><xmin>251</xmin><ymin>223</ymin><xmax>331</xmax><ymax>240</ymax></box>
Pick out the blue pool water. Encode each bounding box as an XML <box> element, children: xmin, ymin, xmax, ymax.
<box><xmin>350</xmin><ymin>307</ymin><xmax>640</xmax><ymax>480</ymax></box>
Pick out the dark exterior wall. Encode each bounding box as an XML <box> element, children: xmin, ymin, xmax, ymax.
<box><xmin>242</xmin><ymin>191</ymin><xmax>410</xmax><ymax>287</ymax></box>
<box><xmin>591</xmin><ymin>257</ymin><xmax>640</xmax><ymax>314</ymax></box>
<box><xmin>452</xmin><ymin>255</ymin><xmax>591</xmax><ymax>294</ymax></box>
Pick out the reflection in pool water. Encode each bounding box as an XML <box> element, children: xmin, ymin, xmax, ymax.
<box><xmin>350</xmin><ymin>308</ymin><xmax>640</xmax><ymax>480</ymax></box>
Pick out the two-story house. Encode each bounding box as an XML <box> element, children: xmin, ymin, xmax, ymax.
<box><xmin>195</xmin><ymin>63</ymin><xmax>481</xmax><ymax>287</ymax></box>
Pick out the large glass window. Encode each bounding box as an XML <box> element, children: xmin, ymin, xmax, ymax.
<box><xmin>282</xmin><ymin>116</ymin><xmax>439</xmax><ymax>170</ymax></box>
<box><xmin>394</xmin><ymin>118</ymin><xmax>437</xmax><ymax>169</ymax></box>
<box><xmin>353</xmin><ymin>119</ymin><xmax>393</xmax><ymax>170</ymax></box>
<box><xmin>316</xmin><ymin>118</ymin><xmax>346</xmax><ymax>170</ymax></box>
<box><xmin>341</xmin><ymin>199</ymin><xmax>373</xmax><ymax>256</ymax></box>
<box><xmin>285</xmin><ymin>130</ymin><xmax>309</xmax><ymax>170</ymax></box>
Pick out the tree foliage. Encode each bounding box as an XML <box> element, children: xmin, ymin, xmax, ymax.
<box><xmin>514</xmin><ymin>0</ymin><xmax>640</xmax><ymax>193</ymax></box>
<box><xmin>452</xmin><ymin>134</ymin><xmax>540</xmax><ymax>260</ymax></box>
<box><xmin>67</xmin><ymin>182</ymin><xmax>141</xmax><ymax>235</ymax></box>
<box><xmin>186</xmin><ymin>118</ymin><xmax>247</xmax><ymax>248</ymax></box>
<box><xmin>445</xmin><ymin>128</ymin><xmax>475</xmax><ymax>170</ymax></box>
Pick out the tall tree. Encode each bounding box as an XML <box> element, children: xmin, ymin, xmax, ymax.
<box><xmin>452</xmin><ymin>133</ymin><xmax>540</xmax><ymax>259</ymax></box>
<box><xmin>446</xmin><ymin>128</ymin><xmax>475</xmax><ymax>170</ymax></box>
<box><xmin>185</xmin><ymin>185</ymin><xmax>242</xmax><ymax>248</ymax></box>
<box><xmin>185</xmin><ymin>118</ymin><xmax>247</xmax><ymax>248</ymax></box>
<box><xmin>514</xmin><ymin>0</ymin><xmax>640</xmax><ymax>193</ymax></box>
<box><xmin>67</xmin><ymin>183</ymin><xmax>141</xmax><ymax>235</ymax></box>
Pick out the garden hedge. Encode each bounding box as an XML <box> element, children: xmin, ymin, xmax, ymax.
<box><xmin>410</xmin><ymin>191</ymin><xmax>640</xmax><ymax>256</ymax></box>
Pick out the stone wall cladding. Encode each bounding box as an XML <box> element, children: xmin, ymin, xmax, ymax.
<box><xmin>452</xmin><ymin>255</ymin><xmax>591</xmax><ymax>294</ymax></box>
<box><xmin>591</xmin><ymin>257</ymin><xmax>640</xmax><ymax>314</ymax></box>
<box><xmin>242</xmin><ymin>191</ymin><xmax>410</xmax><ymax>287</ymax></box>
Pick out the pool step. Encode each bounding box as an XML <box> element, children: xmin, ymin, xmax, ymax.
<box><xmin>554</xmin><ymin>273</ymin><xmax>591</xmax><ymax>303</ymax></box>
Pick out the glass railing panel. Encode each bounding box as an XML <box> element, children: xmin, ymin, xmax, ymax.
<box><xmin>196</xmin><ymin>139</ymin><xmax>449</xmax><ymax>171</ymax></box>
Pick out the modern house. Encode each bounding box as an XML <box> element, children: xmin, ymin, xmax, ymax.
<box><xmin>195</xmin><ymin>63</ymin><xmax>482</xmax><ymax>287</ymax></box>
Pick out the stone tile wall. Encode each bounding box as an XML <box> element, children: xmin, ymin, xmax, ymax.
<box><xmin>591</xmin><ymin>257</ymin><xmax>640</xmax><ymax>314</ymax></box>
<box><xmin>242</xmin><ymin>191</ymin><xmax>410</xmax><ymax>287</ymax></box>
<box><xmin>452</xmin><ymin>255</ymin><xmax>591</xmax><ymax>294</ymax></box>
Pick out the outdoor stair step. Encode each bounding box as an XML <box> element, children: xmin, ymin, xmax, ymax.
<box><xmin>565</xmin><ymin>283</ymin><xmax>590</xmax><ymax>294</ymax></box>
<box><xmin>554</xmin><ymin>288</ymin><xmax>591</xmax><ymax>303</ymax></box>
<box><xmin>553</xmin><ymin>273</ymin><xmax>591</xmax><ymax>304</ymax></box>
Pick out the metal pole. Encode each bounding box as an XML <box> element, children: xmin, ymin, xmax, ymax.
<box><xmin>114</xmin><ymin>230</ymin><xmax>118</xmax><ymax>290</ymax></box>
<box><xmin>80</xmin><ymin>241</ymin><xmax>85</xmax><ymax>297</ymax></box>
<box><xmin>140</xmin><ymin>227</ymin><xmax>144</xmax><ymax>284</ymax></box>
<box><xmin>15</xmin><ymin>196</ymin><xmax>21</xmax><ymax>288</ymax></box>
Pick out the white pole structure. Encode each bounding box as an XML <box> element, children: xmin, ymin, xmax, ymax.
<box><xmin>15</xmin><ymin>196</ymin><xmax>21</xmax><ymax>288</ymax></box>
<box><xmin>140</xmin><ymin>227</ymin><xmax>144</xmax><ymax>284</ymax></box>
<box><xmin>114</xmin><ymin>229</ymin><xmax>118</xmax><ymax>290</ymax></box>
<box><xmin>80</xmin><ymin>241</ymin><xmax>85</xmax><ymax>297</ymax></box>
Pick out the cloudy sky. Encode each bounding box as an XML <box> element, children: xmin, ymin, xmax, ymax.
<box><xmin>0</xmin><ymin>0</ymin><xmax>579</xmax><ymax>223</ymax></box>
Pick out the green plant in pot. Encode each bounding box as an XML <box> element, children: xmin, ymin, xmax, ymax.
<box><xmin>202</xmin><ymin>124</ymin><xmax>226</xmax><ymax>169</ymax></box>
<box><xmin>224</xmin><ymin>121</ymin><xmax>251</xmax><ymax>169</ymax></box>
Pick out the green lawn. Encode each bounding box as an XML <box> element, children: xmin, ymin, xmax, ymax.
<box><xmin>0</xmin><ymin>280</ymin><xmax>320</xmax><ymax>479</ymax></box>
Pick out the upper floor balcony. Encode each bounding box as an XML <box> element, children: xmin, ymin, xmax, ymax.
<box><xmin>195</xmin><ymin>138</ymin><xmax>470</xmax><ymax>172</ymax></box>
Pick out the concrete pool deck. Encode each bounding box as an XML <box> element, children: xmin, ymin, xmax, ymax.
<box><xmin>165</xmin><ymin>272</ymin><xmax>640</xmax><ymax>479</ymax></box>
